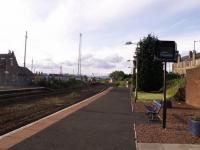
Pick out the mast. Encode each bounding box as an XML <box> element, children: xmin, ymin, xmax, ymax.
<box><xmin>78</xmin><ymin>33</ymin><xmax>82</xmax><ymax>77</ymax></box>
<box><xmin>24</xmin><ymin>31</ymin><xmax>28</xmax><ymax>67</ymax></box>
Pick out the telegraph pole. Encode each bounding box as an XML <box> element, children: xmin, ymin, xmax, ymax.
<box><xmin>31</xmin><ymin>59</ymin><xmax>33</xmax><ymax>71</ymax></box>
<box><xmin>60</xmin><ymin>65</ymin><xmax>63</xmax><ymax>75</ymax></box>
<box><xmin>77</xmin><ymin>33</ymin><xmax>82</xmax><ymax>77</ymax></box>
<box><xmin>24</xmin><ymin>31</ymin><xmax>28</xmax><ymax>67</ymax></box>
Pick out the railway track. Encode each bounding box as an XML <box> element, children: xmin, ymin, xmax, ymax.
<box><xmin>0</xmin><ymin>87</ymin><xmax>82</xmax><ymax>102</ymax></box>
<box><xmin>0</xmin><ymin>84</ymin><xmax>108</xmax><ymax>135</ymax></box>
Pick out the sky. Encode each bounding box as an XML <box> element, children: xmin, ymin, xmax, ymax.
<box><xmin>0</xmin><ymin>0</ymin><xmax>200</xmax><ymax>76</ymax></box>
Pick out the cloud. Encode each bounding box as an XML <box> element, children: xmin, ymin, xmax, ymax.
<box><xmin>82</xmin><ymin>54</ymin><xmax>116</xmax><ymax>69</ymax></box>
<box><xmin>105</xmin><ymin>54</ymin><xmax>124</xmax><ymax>63</ymax></box>
<box><xmin>1</xmin><ymin>0</ymin><xmax>200</xmax><ymax>75</ymax></box>
<box><xmin>92</xmin><ymin>58</ymin><xmax>115</xmax><ymax>69</ymax></box>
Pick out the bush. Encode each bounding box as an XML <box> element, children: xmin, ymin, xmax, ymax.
<box><xmin>33</xmin><ymin>77</ymin><xmax>86</xmax><ymax>89</ymax></box>
<box><xmin>113</xmin><ymin>80</ymin><xmax>127</xmax><ymax>87</ymax></box>
<box><xmin>167</xmin><ymin>78</ymin><xmax>185</xmax><ymax>101</ymax></box>
<box><xmin>167</xmin><ymin>72</ymin><xmax>182</xmax><ymax>81</ymax></box>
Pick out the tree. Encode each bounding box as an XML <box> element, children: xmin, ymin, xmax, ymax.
<box><xmin>137</xmin><ymin>34</ymin><xmax>163</xmax><ymax>91</ymax></box>
<box><xmin>109</xmin><ymin>71</ymin><xmax>125</xmax><ymax>81</ymax></box>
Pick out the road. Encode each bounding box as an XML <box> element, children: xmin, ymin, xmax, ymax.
<box><xmin>9</xmin><ymin>87</ymin><xmax>136</xmax><ymax>150</ymax></box>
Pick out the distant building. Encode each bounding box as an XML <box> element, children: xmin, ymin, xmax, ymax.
<box><xmin>49</xmin><ymin>74</ymin><xmax>71</xmax><ymax>81</ymax></box>
<box><xmin>34</xmin><ymin>73</ymin><xmax>76</xmax><ymax>82</ymax></box>
<box><xmin>0</xmin><ymin>51</ymin><xmax>33</xmax><ymax>86</ymax></box>
<box><xmin>172</xmin><ymin>50</ymin><xmax>200</xmax><ymax>75</ymax></box>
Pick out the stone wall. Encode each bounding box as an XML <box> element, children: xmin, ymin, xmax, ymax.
<box><xmin>172</xmin><ymin>50</ymin><xmax>200</xmax><ymax>75</ymax></box>
<box><xmin>186</xmin><ymin>67</ymin><xmax>200</xmax><ymax>108</ymax></box>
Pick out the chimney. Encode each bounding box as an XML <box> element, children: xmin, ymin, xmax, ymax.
<box><xmin>189</xmin><ymin>51</ymin><xmax>193</xmax><ymax>60</ymax></box>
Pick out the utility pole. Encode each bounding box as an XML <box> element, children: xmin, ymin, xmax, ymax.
<box><xmin>125</xmin><ymin>41</ymin><xmax>139</xmax><ymax>102</ymax></box>
<box><xmin>60</xmin><ymin>65</ymin><xmax>63</xmax><ymax>75</ymax></box>
<box><xmin>31</xmin><ymin>59</ymin><xmax>33</xmax><ymax>71</ymax></box>
<box><xmin>77</xmin><ymin>33</ymin><xmax>82</xmax><ymax>78</ymax></box>
<box><xmin>24</xmin><ymin>31</ymin><xmax>28</xmax><ymax>68</ymax></box>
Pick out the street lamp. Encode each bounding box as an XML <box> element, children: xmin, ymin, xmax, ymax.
<box><xmin>125</xmin><ymin>41</ymin><xmax>139</xmax><ymax>102</ymax></box>
<box><xmin>127</xmin><ymin>60</ymin><xmax>135</xmax><ymax>95</ymax></box>
<box><xmin>194</xmin><ymin>40</ymin><xmax>200</xmax><ymax>51</ymax></box>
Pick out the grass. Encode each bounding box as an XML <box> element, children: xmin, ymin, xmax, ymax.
<box><xmin>137</xmin><ymin>91</ymin><xmax>165</xmax><ymax>102</ymax></box>
<box><xmin>137</xmin><ymin>78</ymin><xmax>185</xmax><ymax>102</ymax></box>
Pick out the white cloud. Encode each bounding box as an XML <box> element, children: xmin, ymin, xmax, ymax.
<box><xmin>0</xmin><ymin>0</ymin><xmax>200</xmax><ymax>75</ymax></box>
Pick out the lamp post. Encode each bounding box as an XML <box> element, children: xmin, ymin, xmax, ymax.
<box><xmin>127</xmin><ymin>60</ymin><xmax>135</xmax><ymax>94</ymax></box>
<box><xmin>194</xmin><ymin>40</ymin><xmax>200</xmax><ymax>51</ymax></box>
<box><xmin>125</xmin><ymin>41</ymin><xmax>139</xmax><ymax>102</ymax></box>
<box><xmin>133</xmin><ymin>55</ymin><xmax>138</xmax><ymax>101</ymax></box>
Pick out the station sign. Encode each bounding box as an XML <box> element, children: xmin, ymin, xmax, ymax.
<box><xmin>154</xmin><ymin>40</ymin><xmax>178</xmax><ymax>62</ymax></box>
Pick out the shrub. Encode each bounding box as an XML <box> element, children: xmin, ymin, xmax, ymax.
<box><xmin>33</xmin><ymin>77</ymin><xmax>86</xmax><ymax>89</ymax></box>
<box><xmin>167</xmin><ymin>78</ymin><xmax>185</xmax><ymax>101</ymax></box>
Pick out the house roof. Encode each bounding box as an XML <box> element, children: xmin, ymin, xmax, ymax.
<box><xmin>181</xmin><ymin>52</ymin><xmax>200</xmax><ymax>61</ymax></box>
<box><xmin>18</xmin><ymin>67</ymin><xmax>33</xmax><ymax>76</ymax></box>
<box><xmin>0</xmin><ymin>51</ymin><xmax>19</xmax><ymax>66</ymax></box>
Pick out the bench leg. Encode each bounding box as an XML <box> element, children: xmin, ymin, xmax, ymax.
<box><xmin>148</xmin><ymin>114</ymin><xmax>159</xmax><ymax>121</ymax></box>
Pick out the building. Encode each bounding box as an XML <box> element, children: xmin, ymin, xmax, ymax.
<box><xmin>172</xmin><ymin>50</ymin><xmax>200</xmax><ymax>75</ymax></box>
<box><xmin>0</xmin><ymin>51</ymin><xmax>33</xmax><ymax>86</ymax></box>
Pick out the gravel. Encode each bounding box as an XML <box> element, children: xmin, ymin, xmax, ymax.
<box><xmin>134</xmin><ymin>101</ymin><xmax>200</xmax><ymax>144</ymax></box>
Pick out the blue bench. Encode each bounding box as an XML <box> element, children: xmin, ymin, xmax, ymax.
<box><xmin>144</xmin><ymin>100</ymin><xmax>162</xmax><ymax>121</ymax></box>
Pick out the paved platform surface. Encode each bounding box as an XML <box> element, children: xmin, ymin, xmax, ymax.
<box><xmin>138</xmin><ymin>143</ymin><xmax>200</xmax><ymax>150</ymax></box>
<box><xmin>5</xmin><ymin>87</ymin><xmax>136</xmax><ymax>150</ymax></box>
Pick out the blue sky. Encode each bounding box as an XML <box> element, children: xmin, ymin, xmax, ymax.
<box><xmin>0</xmin><ymin>0</ymin><xmax>200</xmax><ymax>75</ymax></box>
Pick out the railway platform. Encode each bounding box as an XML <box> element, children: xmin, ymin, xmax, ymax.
<box><xmin>0</xmin><ymin>87</ymin><xmax>136</xmax><ymax>150</ymax></box>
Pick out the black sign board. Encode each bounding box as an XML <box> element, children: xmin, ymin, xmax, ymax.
<box><xmin>154</xmin><ymin>40</ymin><xmax>177</xmax><ymax>62</ymax></box>
<box><xmin>154</xmin><ymin>40</ymin><xmax>179</xmax><ymax>129</ymax></box>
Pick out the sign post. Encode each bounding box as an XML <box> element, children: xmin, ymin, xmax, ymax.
<box><xmin>163</xmin><ymin>61</ymin><xmax>167</xmax><ymax>128</ymax></box>
<box><xmin>154</xmin><ymin>40</ymin><xmax>178</xmax><ymax>129</ymax></box>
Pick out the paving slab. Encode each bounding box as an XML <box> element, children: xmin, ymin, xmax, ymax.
<box><xmin>138</xmin><ymin>143</ymin><xmax>200</xmax><ymax>150</ymax></box>
<box><xmin>0</xmin><ymin>87</ymin><xmax>136</xmax><ymax>150</ymax></box>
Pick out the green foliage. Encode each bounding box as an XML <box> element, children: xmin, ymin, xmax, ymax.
<box><xmin>138</xmin><ymin>34</ymin><xmax>163</xmax><ymax>91</ymax></box>
<box><xmin>109</xmin><ymin>71</ymin><xmax>125</xmax><ymax>81</ymax></box>
<box><xmin>33</xmin><ymin>77</ymin><xmax>86</xmax><ymax>89</ymax></box>
<box><xmin>167</xmin><ymin>78</ymin><xmax>185</xmax><ymax>101</ymax></box>
<box><xmin>100</xmin><ymin>79</ymin><xmax>109</xmax><ymax>84</ymax></box>
<box><xmin>109</xmin><ymin>71</ymin><xmax>130</xmax><ymax>87</ymax></box>
<box><xmin>137</xmin><ymin>77</ymin><xmax>186</xmax><ymax>102</ymax></box>
<box><xmin>167</xmin><ymin>72</ymin><xmax>182</xmax><ymax>81</ymax></box>
<box><xmin>114</xmin><ymin>80</ymin><xmax>127</xmax><ymax>87</ymax></box>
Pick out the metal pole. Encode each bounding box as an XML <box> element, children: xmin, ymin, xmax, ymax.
<box><xmin>31</xmin><ymin>59</ymin><xmax>33</xmax><ymax>71</ymax></box>
<box><xmin>194</xmin><ymin>41</ymin><xmax>196</xmax><ymax>51</ymax></box>
<box><xmin>79</xmin><ymin>33</ymin><xmax>82</xmax><ymax>78</ymax></box>
<box><xmin>162</xmin><ymin>61</ymin><xmax>167</xmax><ymax>129</ymax></box>
<box><xmin>132</xmin><ymin>61</ymin><xmax>134</xmax><ymax>93</ymax></box>
<box><xmin>78</xmin><ymin>33</ymin><xmax>82</xmax><ymax>78</ymax></box>
<box><xmin>24</xmin><ymin>31</ymin><xmax>28</xmax><ymax>68</ymax></box>
<box><xmin>135</xmin><ymin>55</ymin><xmax>138</xmax><ymax>102</ymax></box>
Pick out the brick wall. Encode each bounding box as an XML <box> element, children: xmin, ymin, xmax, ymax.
<box><xmin>186</xmin><ymin>66</ymin><xmax>200</xmax><ymax>108</ymax></box>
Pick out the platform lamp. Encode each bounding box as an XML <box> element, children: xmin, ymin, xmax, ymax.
<box><xmin>125</xmin><ymin>41</ymin><xmax>139</xmax><ymax>101</ymax></box>
<box><xmin>127</xmin><ymin>60</ymin><xmax>135</xmax><ymax>93</ymax></box>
